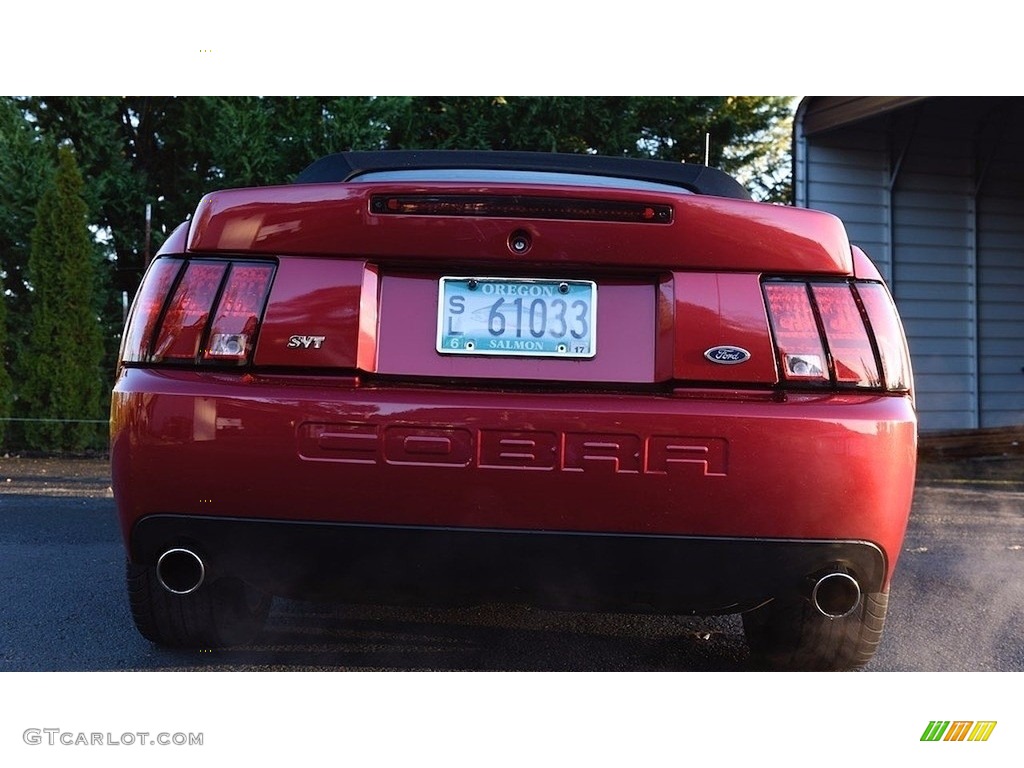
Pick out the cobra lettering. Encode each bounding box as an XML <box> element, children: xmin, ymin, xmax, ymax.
<box><xmin>304</xmin><ymin>424</ymin><xmax>727</xmax><ymax>476</ymax></box>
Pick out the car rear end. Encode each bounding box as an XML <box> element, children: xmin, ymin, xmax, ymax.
<box><xmin>111</xmin><ymin>151</ymin><xmax>916</xmax><ymax>669</ymax></box>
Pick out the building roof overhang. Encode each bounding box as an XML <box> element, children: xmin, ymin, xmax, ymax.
<box><xmin>797</xmin><ymin>97</ymin><xmax>929</xmax><ymax>136</ymax></box>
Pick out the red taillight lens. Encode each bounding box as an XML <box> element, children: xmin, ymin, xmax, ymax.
<box><xmin>203</xmin><ymin>263</ymin><xmax>275</xmax><ymax>362</ymax></box>
<box><xmin>811</xmin><ymin>284</ymin><xmax>881</xmax><ymax>387</ymax></box>
<box><xmin>152</xmin><ymin>261</ymin><xmax>228</xmax><ymax>361</ymax></box>
<box><xmin>857</xmin><ymin>282</ymin><xmax>913</xmax><ymax>392</ymax></box>
<box><xmin>121</xmin><ymin>258</ymin><xmax>184</xmax><ymax>362</ymax></box>
<box><xmin>120</xmin><ymin>258</ymin><xmax>274</xmax><ymax>367</ymax></box>
<box><xmin>763</xmin><ymin>283</ymin><xmax>828</xmax><ymax>381</ymax></box>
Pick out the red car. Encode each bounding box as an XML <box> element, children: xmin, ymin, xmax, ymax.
<box><xmin>111</xmin><ymin>150</ymin><xmax>916</xmax><ymax>670</ymax></box>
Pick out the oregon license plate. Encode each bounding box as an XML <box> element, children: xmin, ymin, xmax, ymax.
<box><xmin>437</xmin><ymin>277</ymin><xmax>597</xmax><ymax>358</ymax></box>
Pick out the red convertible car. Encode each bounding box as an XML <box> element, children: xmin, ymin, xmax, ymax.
<box><xmin>111</xmin><ymin>150</ymin><xmax>916</xmax><ymax>670</ymax></box>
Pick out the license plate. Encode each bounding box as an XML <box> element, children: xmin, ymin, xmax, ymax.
<box><xmin>437</xmin><ymin>277</ymin><xmax>597</xmax><ymax>358</ymax></box>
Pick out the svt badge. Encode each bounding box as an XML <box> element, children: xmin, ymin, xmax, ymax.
<box><xmin>287</xmin><ymin>335</ymin><xmax>326</xmax><ymax>349</ymax></box>
<box><xmin>704</xmin><ymin>346</ymin><xmax>751</xmax><ymax>365</ymax></box>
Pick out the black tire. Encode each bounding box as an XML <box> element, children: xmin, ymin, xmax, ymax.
<box><xmin>741</xmin><ymin>590</ymin><xmax>889</xmax><ymax>671</ymax></box>
<box><xmin>127</xmin><ymin>561</ymin><xmax>271</xmax><ymax>648</ymax></box>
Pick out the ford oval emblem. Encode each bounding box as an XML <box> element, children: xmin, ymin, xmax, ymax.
<box><xmin>704</xmin><ymin>346</ymin><xmax>751</xmax><ymax>365</ymax></box>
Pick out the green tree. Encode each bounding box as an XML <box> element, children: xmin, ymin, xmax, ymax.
<box><xmin>0</xmin><ymin>98</ymin><xmax>56</xmax><ymax>361</ymax></box>
<box><xmin>720</xmin><ymin>97</ymin><xmax>795</xmax><ymax>203</ymax></box>
<box><xmin>0</xmin><ymin>273</ymin><xmax>11</xmax><ymax>446</ymax></box>
<box><xmin>18</xmin><ymin>146</ymin><xmax>107</xmax><ymax>450</ymax></box>
<box><xmin>378</xmin><ymin>96</ymin><xmax>793</xmax><ymax>191</ymax></box>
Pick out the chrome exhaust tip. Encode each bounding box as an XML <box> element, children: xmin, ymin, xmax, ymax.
<box><xmin>811</xmin><ymin>570</ymin><xmax>861</xmax><ymax>619</ymax></box>
<box><xmin>156</xmin><ymin>548</ymin><xmax>206</xmax><ymax>595</ymax></box>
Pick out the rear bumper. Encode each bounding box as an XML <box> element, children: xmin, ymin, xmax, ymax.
<box><xmin>112</xmin><ymin>368</ymin><xmax>917</xmax><ymax>603</ymax></box>
<box><xmin>131</xmin><ymin>515</ymin><xmax>886</xmax><ymax>613</ymax></box>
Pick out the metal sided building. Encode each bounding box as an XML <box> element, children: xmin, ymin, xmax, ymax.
<box><xmin>794</xmin><ymin>96</ymin><xmax>1024</xmax><ymax>431</ymax></box>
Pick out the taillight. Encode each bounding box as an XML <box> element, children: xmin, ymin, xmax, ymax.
<box><xmin>121</xmin><ymin>257</ymin><xmax>275</xmax><ymax>366</ymax></box>
<box><xmin>856</xmin><ymin>283</ymin><xmax>913</xmax><ymax>392</ymax></box>
<box><xmin>203</xmin><ymin>264</ymin><xmax>275</xmax><ymax>362</ymax></box>
<box><xmin>811</xmin><ymin>284</ymin><xmax>881</xmax><ymax>388</ymax></box>
<box><xmin>152</xmin><ymin>262</ymin><xmax>227</xmax><ymax>361</ymax></box>
<box><xmin>763</xmin><ymin>283</ymin><xmax>828</xmax><ymax>382</ymax></box>
<box><xmin>764</xmin><ymin>278</ymin><xmax>908</xmax><ymax>392</ymax></box>
<box><xmin>121</xmin><ymin>258</ymin><xmax>183</xmax><ymax>363</ymax></box>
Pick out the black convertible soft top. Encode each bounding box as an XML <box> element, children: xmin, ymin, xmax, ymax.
<box><xmin>295</xmin><ymin>150</ymin><xmax>752</xmax><ymax>201</ymax></box>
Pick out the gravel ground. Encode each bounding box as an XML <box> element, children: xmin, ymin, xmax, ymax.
<box><xmin>1</xmin><ymin>454</ymin><xmax>113</xmax><ymax>497</ymax></box>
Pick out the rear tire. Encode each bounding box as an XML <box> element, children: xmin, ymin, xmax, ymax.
<box><xmin>127</xmin><ymin>561</ymin><xmax>271</xmax><ymax>648</ymax></box>
<box><xmin>742</xmin><ymin>590</ymin><xmax>889</xmax><ymax>671</ymax></box>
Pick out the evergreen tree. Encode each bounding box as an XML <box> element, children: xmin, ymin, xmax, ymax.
<box><xmin>0</xmin><ymin>274</ymin><xmax>11</xmax><ymax>446</ymax></box>
<box><xmin>18</xmin><ymin>146</ymin><xmax>107</xmax><ymax>450</ymax></box>
<box><xmin>0</xmin><ymin>98</ymin><xmax>56</xmax><ymax>378</ymax></box>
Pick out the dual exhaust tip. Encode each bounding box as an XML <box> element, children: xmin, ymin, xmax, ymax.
<box><xmin>810</xmin><ymin>570</ymin><xmax>862</xmax><ymax>619</ymax></box>
<box><xmin>156</xmin><ymin>548</ymin><xmax>205</xmax><ymax>595</ymax></box>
